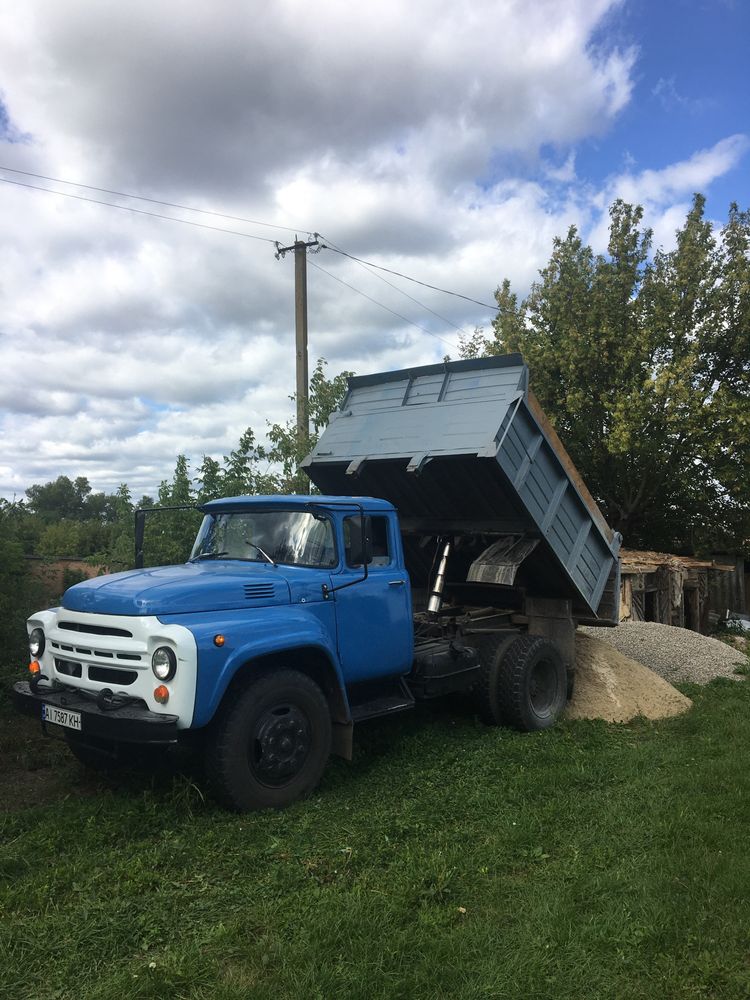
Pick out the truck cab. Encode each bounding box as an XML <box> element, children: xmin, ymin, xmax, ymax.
<box><xmin>15</xmin><ymin>495</ymin><xmax>421</xmax><ymax>809</ymax></box>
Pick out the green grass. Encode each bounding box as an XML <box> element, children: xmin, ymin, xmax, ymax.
<box><xmin>2</xmin><ymin>671</ymin><xmax>750</xmax><ymax>1000</ymax></box>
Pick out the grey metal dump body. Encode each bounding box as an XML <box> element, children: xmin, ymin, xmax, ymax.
<box><xmin>303</xmin><ymin>355</ymin><xmax>621</xmax><ymax>619</ymax></box>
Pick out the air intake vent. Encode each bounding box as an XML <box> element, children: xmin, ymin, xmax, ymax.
<box><xmin>55</xmin><ymin>659</ymin><xmax>82</xmax><ymax>678</ymax></box>
<box><xmin>88</xmin><ymin>666</ymin><xmax>138</xmax><ymax>686</ymax></box>
<box><xmin>59</xmin><ymin>621</ymin><xmax>133</xmax><ymax>638</ymax></box>
<box><xmin>243</xmin><ymin>583</ymin><xmax>275</xmax><ymax>601</ymax></box>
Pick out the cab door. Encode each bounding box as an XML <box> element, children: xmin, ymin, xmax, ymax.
<box><xmin>332</xmin><ymin>514</ymin><xmax>413</xmax><ymax>682</ymax></box>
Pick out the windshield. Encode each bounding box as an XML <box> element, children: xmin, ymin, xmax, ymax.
<box><xmin>190</xmin><ymin>510</ymin><xmax>337</xmax><ymax>568</ymax></box>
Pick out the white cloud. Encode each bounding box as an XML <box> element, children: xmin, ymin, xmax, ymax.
<box><xmin>652</xmin><ymin>77</ymin><xmax>714</xmax><ymax>115</ymax></box>
<box><xmin>0</xmin><ymin>1</ymin><xmax>745</xmax><ymax>499</ymax></box>
<box><xmin>588</xmin><ymin>134</ymin><xmax>749</xmax><ymax>252</ymax></box>
<box><xmin>543</xmin><ymin>152</ymin><xmax>578</xmax><ymax>184</ymax></box>
<box><xmin>1</xmin><ymin>0</ymin><xmax>635</xmax><ymax>192</ymax></box>
<box><xmin>608</xmin><ymin>134</ymin><xmax>749</xmax><ymax>207</ymax></box>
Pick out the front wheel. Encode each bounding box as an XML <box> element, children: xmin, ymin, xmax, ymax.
<box><xmin>477</xmin><ymin>635</ymin><xmax>566</xmax><ymax>732</ymax></box>
<box><xmin>206</xmin><ymin>669</ymin><xmax>331</xmax><ymax>812</ymax></box>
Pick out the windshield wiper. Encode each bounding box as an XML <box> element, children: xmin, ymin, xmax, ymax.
<box><xmin>245</xmin><ymin>541</ymin><xmax>277</xmax><ymax>566</ymax></box>
<box><xmin>191</xmin><ymin>551</ymin><xmax>229</xmax><ymax>561</ymax></box>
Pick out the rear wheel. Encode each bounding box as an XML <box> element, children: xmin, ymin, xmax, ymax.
<box><xmin>206</xmin><ymin>669</ymin><xmax>331</xmax><ymax>812</ymax></box>
<box><xmin>475</xmin><ymin>633</ymin><xmax>517</xmax><ymax>725</ymax></box>
<box><xmin>477</xmin><ymin>635</ymin><xmax>566</xmax><ymax>731</ymax></box>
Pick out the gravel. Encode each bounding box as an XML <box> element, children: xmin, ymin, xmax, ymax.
<box><xmin>579</xmin><ymin>621</ymin><xmax>747</xmax><ymax>685</ymax></box>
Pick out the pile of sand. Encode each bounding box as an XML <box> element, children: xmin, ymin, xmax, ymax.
<box><xmin>565</xmin><ymin>633</ymin><xmax>692</xmax><ymax>723</ymax></box>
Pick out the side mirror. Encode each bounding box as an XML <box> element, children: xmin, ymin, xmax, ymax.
<box><xmin>134</xmin><ymin>509</ymin><xmax>146</xmax><ymax>569</ymax></box>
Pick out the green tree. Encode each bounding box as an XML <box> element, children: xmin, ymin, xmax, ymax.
<box><xmin>37</xmin><ymin>521</ymin><xmax>83</xmax><ymax>560</ymax></box>
<box><xmin>196</xmin><ymin>455</ymin><xmax>224</xmax><ymax>503</ymax></box>
<box><xmin>105</xmin><ymin>484</ymin><xmax>136</xmax><ymax>571</ymax></box>
<box><xmin>220</xmin><ymin>429</ymin><xmax>279</xmax><ymax>497</ymax></box>
<box><xmin>0</xmin><ymin>500</ymin><xmax>45</xmax><ymax>665</ymax></box>
<box><xmin>704</xmin><ymin>203</ymin><xmax>750</xmax><ymax>549</ymax></box>
<box><xmin>266</xmin><ymin>358</ymin><xmax>353</xmax><ymax>492</ymax></box>
<box><xmin>23</xmin><ymin>476</ymin><xmax>127</xmax><ymax>558</ymax></box>
<box><xmin>460</xmin><ymin>196</ymin><xmax>750</xmax><ymax>554</ymax></box>
<box><xmin>26</xmin><ymin>475</ymin><xmax>90</xmax><ymax>522</ymax></box>
<box><xmin>141</xmin><ymin>456</ymin><xmax>201</xmax><ymax>567</ymax></box>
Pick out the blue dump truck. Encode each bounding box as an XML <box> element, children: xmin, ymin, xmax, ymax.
<box><xmin>14</xmin><ymin>355</ymin><xmax>621</xmax><ymax>811</ymax></box>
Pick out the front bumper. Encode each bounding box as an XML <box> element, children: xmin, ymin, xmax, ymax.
<box><xmin>13</xmin><ymin>681</ymin><xmax>179</xmax><ymax>745</ymax></box>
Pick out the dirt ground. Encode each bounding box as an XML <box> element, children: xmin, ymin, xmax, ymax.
<box><xmin>724</xmin><ymin>633</ymin><xmax>750</xmax><ymax>657</ymax></box>
<box><xmin>0</xmin><ymin>708</ymin><xmax>103</xmax><ymax>813</ymax></box>
<box><xmin>566</xmin><ymin>632</ymin><xmax>692</xmax><ymax>723</ymax></box>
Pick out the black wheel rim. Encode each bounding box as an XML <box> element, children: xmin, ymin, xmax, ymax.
<box><xmin>529</xmin><ymin>658</ymin><xmax>559</xmax><ymax>716</ymax></box>
<box><xmin>249</xmin><ymin>703</ymin><xmax>311</xmax><ymax>787</ymax></box>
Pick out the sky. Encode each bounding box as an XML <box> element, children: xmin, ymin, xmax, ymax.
<box><xmin>0</xmin><ymin>0</ymin><xmax>748</xmax><ymax>502</ymax></box>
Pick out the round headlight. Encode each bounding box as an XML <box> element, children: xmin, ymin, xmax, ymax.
<box><xmin>152</xmin><ymin>646</ymin><xmax>177</xmax><ymax>681</ymax></box>
<box><xmin>29</xmin><ymin>627</ymin><xmax>45</xmax><ymax>659</ymax></box>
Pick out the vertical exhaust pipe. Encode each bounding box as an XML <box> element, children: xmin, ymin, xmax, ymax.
<box><xmin>428</xmin><ymin>539</ymin><xmax>452</xmax><ymax>614</ymax></box>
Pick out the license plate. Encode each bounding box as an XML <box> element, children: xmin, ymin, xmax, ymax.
<box><xmin>42</xmin><ymin>704</ymin><xmax>82</xmax><ymax>731</ymax></box>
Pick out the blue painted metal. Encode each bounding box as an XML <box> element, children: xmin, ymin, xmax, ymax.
<box><xmin>303</xmin><ymin>355</ymin><xmax>620</xmax><ymax>618</ymax></box>
<box><xmin>62</xmin><ymin>562</ymin><xmax>291</xmax><ymax>616</ymax></box>
<box><xmin>331</xmin><ymin>513</ymin><xmax>413</xmax><ymax>681</ymax></box>
<box><xmin>201</xmin><ymin>494</ymin><xmax>396</xmax><ymax>514</ymax></box>
<box><xmin>61</xmin><ymin>496</ymin><xmax>414</xmax><ymax>726</ymax></box>
<box><xmin>157</xmin><ymin>604</ymin><xmax>345</xmax><ymax>728</ymax></box>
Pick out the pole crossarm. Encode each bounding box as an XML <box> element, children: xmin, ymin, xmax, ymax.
<box><xmin>275</xmin><ymin>236</ymin><xmax>319</xmax><ymax>259</ymax></box>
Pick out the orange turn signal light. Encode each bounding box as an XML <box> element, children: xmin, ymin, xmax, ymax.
<box><xmin>29</xmin><ymin>660</ymin><xmax>41</xmax><ymax>675</ymax></box>
<box><xmin>213</xmin><ymin>634</ymin><xmax>225</xmax><ymax>647</ymax></box>
<box><xmin>153</xmin><ymin>685</ymin><xmax>170</xmax><ymax>704</ymax></box>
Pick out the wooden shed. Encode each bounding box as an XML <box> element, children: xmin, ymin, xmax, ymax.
<box><xmin>618</xmin><ymin>549</ymin><xmax>739</xmax><ymax>633</ymax></box>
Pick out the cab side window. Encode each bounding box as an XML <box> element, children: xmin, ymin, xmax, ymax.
<box><xmin>343</xmin><ymin>515</ymin><xmax>391</xmax><ymax>568</ymax></box>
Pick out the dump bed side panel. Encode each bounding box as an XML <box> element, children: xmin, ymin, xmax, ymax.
<box><xmin>495</xmin><ymin>401</ymin><xmax>615</xmax><ymax>612</ymax></box>
<box><xmin>303</xmin><ymin>356</ymin><xmax>620</xmax><ymax>618</ymax></box>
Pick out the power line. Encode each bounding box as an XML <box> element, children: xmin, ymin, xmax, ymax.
<box><xmin>0</xmin><ymin>174</ymin><xmax>465</xmax><ymax>351</ymax></box>
<box><xmin>0</xmin><ymin>164</ymin><xmax>496</xmax><ymax>315</ymax></box>
<box><xmin>307</xmin><ymin>258</ymin><xmax>459</xmax><ymax>351</ymax></box>
<box><xmin>1</xmin><ymin>170</ymin><xmax>460</xmax><ymax>349</ymax></box>
<box><xmin>0</xmin><ymin>175</ymin><xmax>280</xmax><ymax>244</ymax></box>
<box><xmin>0</xmin><ymin>163</ymin><xmax>303</xmax><ymax>236</ymax></box>
<box><xmin>318</xmin><ymin>233</ymin><xmax>472</xmax><ymax>338</ymax></box>
<box><xmin>318</xmin><ymin>241</ymin><xmax>497</xmax><ymax>311</ymax></box>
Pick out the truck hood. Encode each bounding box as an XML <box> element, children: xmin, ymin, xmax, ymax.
<box><xmin>62</xmin><ymin>562</ymin><xmax>293</xmax><ymax>616</ymax></box>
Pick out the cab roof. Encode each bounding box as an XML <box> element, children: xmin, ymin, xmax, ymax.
<box><xmin>200</xmin><ymin>494</ymin><xmax>396</xmax><ymax>514</ymax></box>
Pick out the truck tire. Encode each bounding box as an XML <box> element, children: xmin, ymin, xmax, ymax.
<box><xmin>477</xmin><ymin>635</ymin><xmax>566</xmax><ymax>731</ymax></box>
<box><xmin>206</xmin><ymin>669</ymin><xmax>331</xmax><ymax>812</ymax></box>
<box><xmin>475</xmin><ymin>633</ymin><xmax>517</xmax><ymax>725</ymax></box>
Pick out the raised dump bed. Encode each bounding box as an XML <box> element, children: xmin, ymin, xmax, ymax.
<box><xmin>303</xmin><ymin>354</ymin><xmax>621</xmax><ymax>621</ymax></box>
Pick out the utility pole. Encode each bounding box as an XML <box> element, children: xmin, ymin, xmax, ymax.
<box><xmin>275</xmin><ymin>236</ymin><xmax>319</xmax><ymax>442</ymax></box>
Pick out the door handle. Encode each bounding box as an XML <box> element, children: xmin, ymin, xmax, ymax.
<box><xmin>388</xmin><ymin>579</ymin><xmax>406</xmax><ymax>586</ymax></box>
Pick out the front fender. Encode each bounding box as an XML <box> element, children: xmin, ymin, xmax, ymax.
<box><xmin>159</xmin><ymin>605</ymin><xmax>345</xmax><ymax>728</ymax></box>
